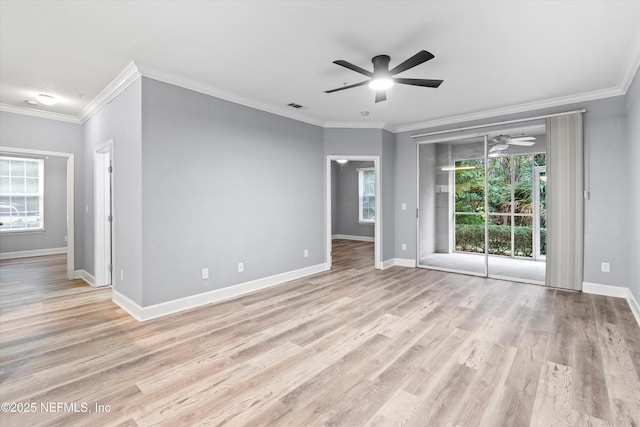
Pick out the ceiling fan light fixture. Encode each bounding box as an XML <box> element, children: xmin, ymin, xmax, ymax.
<box><xmin>441</xmin><ymin>165</ymin><xmax>476</xmax><ymax>171</ymax></box>
<box><xmin>368</xmin><ymin>78</ymin><xmax>394</xmax><ymax>91</ymax></box>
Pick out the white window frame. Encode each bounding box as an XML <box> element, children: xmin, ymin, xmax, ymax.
<box><xmin>358</xmin><ymin>167</ymin><xmax>375</xmax><ymax>224</ymax></box>
<box><xmin>0</xmin><ymin>156</ymin><xmax>45</xmax><ymax>233</ymax></box>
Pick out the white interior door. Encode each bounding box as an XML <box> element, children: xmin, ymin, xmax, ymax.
<box><xmin>95</xmin><ymin>143</ymin><xmax>113</xmax><ymax>287</ymax></box>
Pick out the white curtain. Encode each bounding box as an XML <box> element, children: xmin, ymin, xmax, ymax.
<box><xmin>545</xmin><ymin>113</ymin><xmax>584</xmax><ymax>290</ymax></box>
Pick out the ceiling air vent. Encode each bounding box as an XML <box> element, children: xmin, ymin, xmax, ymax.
<box><xmin>287</xmin><ymin>102</ymin><xmax>303</xmax><ymax>109</ymax></box>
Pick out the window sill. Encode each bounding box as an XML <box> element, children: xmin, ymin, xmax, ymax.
<box><xmin>358</xmin><ymin>221</ymin><xmax>375</xmax><ymax>225</ymax></box>
<box><xmin>0</xmin><ymin>228</ymin><xmax>45</xmax><ymax>235</ymax></box>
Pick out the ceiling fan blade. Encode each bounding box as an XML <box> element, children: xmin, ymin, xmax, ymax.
<box><xmin>333</xmin><ymin>60</ymin><xmax>373</xmax><ymax>77</ymax></box>
<box><xmin>509</xmin><ymin>136</ymin><xmax>536</xmax><ymax>146</ymax></box>
<box><xmin>490</xmin><ymin>143</ymin><xmax>509</xmax><ymax>151</ymax></box>
<box><xmin>508</xmin><ymin>141</ymin><xmax>536</xmax><ymax>146</ymax></box>
<box><xmin>324</xmin><ymin>80</ymin><xmax>370</xmax><ymax>93</ymax></box>
<box><xmin>394</xmin><ymin>77</ymin><xmax>443</xmax><ymax>88</ymax></box>
<box><xmin>389</xmin><ymin>50</ymin><xmax>435</xmax><ymax>75</ymax></box>
<box><xmin>375</xmin><ymin>91</ymin><xmax>387</xmax><ymax>103</ymax></box>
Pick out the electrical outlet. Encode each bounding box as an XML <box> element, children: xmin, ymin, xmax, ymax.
<box><xmin>402</xmin><ymin>243</ymin><xmax>407</xmax><ymax>251</ymax></box>
<box><xmin>304</xmin><ymin>249</ymin><xmax>309</xmax><ymax>258</ymax></box>
<box><xmin>601</xmin><ymin>262</ymin><xmax>610</xmax><ymax>273</ymax></box>
<box><xmin>402</xmin><ymin>203</ymin><xmax>407</xmax><ymax>211</ymax></box>
<box><xmin>201</xmin><ymin>268</ymin><xmax>209</xmax><ymax>280</ymax></box>
<box><xmin>120</xmin><ymin>270</ymin><xmax>124</xmax><ymax>281</ymax></box>
<box><xmin>238</xmin><ymin>262</ymin><xmax>244</xmax><ymax>273</ymax></box>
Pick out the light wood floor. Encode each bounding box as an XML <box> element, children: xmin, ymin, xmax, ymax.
<box><xmin>1</xmin><ymin>240</ymin><xmax>639</xmax><ymax>426</ymax></box>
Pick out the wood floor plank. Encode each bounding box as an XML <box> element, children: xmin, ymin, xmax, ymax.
<box><xmin>1</xmin><ymin>240</ymin><xmax>638</xmax><ymax>426</ymax></box>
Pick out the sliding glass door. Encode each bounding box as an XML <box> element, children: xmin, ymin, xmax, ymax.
<box><xmin>417</xmin><ymin>127</ymin><xmax>547</xmax><ymax>285</ymax></box>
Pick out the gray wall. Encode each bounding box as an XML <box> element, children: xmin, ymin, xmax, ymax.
<box><xmin>333</xmin><ymin>160</ymin><xmax>375</xmax><ymax>238</ymax></box>
<box><xmin>381</xmin><ymin>130</ymin><xmax>395</xmax><ymax>261</ymax></box>
<box><xmin>395</xmin><ymin>95</ymin><xmax>635</xmax><ymax>289</ymax></box>
<box><xmin>84</xmin><ymin>77</ymin><xmax>143</xmax><ymax>304</ymax></box>
<box><xmin>626</xmin><ymin>71</ymin><xmax>640</xmax><ymax>302</ymax></box>
<box><xmin>140</xmin><ymin>77</ymin><xmax>324</xmax><ymax>306</ymax></box>
<box><xmin>0</xmin><ymin>156</ymin><xmax>67</xmax><ymax>253</ymax></box>
<box><xmin>0</xmin><ymin>112</ymin><xmax>84</xmax><ymax>267</ymax></box>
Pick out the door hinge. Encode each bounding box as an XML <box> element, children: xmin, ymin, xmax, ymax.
<box><xmin>108</xmin><ymin>264</ymin><xmax>113</xmax><ymax>272</ymax></box>
<box><xmin>108</xmin><ymin>163</ymin><xmax>113</xmax><ymax>173</ymax></box>
<box><xmin>416</xmin><ymin>208</ymin><xmax>419</xmax><ymax>219</ymax></box>
<box><xmin>108</xmin><ymin>215</ymin><xmax>113</xmax><ymax>222</ymax></box>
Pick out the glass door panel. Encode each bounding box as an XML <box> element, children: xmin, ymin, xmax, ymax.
<box><xmin>418</xmin><ymin>137</ymin><xmax>487</xmax><ymax>276</ymax></box>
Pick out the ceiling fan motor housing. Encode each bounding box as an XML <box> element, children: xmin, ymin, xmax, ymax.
<box><xmin>372</xmin><ymin>55</ymin><xmax>391</xmax><ymax>77</ymax></box>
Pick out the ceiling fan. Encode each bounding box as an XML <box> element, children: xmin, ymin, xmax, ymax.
<box><xmin>489</xmin><ymin>135</ymin><xmax>537</xmax><ymax>157</ymax></box>
<box><xmin>325</xmin><ymin>50</ymin><xmax>443</xmax><ymax>103</ymax></box>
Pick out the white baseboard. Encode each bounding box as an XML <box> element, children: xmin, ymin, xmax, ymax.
<box><xmin>0</xmin><ymin>247</ymin><xmax>67</xmax><ymax>260</ymax></box>
<box><xmin>113</xmin><ymin>262</ymin><xmax>328</xmax><ymax>322</ymax></box>
<box><xmin>583</xmin><ymin>282</ymin><xmax>628</xmax><ymax>298</ymax></box>
<box><xmin>112</xmin><ymin>289</ymin><xmax>143</xmax><ymax>321</ymax></box>
<box><xmin>74</xmin><ymin>269</ymin><xmax>96</xmax><ymax>287</ymax></box>
<box><xmin>394</xmin><ymin>258</ymin><xmax>417</xmax><ymax>268</ymax></box>
<box><xmin>380</xmin><ymin>258</ymin><xmax>417</xmax><ymax>270</ymax></box>
<box><xmin>583</xmin><ymin>282</ymin><xmax>640</xmax><ymax>327</ymax></box>
<box><xmin>332</xmin><ymin>234</ymin><xmax>375</xmax><ymax>242</ymax></box>
<box><xmin>381</xmin><ymin>258</ymin><xmax>395</xmax><ymax>269</ymax></box>
<box><xmin>625</xmin><ymin>288</ymin><xmax>640</xmax><ymax>328</ymax></box>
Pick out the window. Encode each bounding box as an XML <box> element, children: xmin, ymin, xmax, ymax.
<box><xmin>0</xmin><ymin>156</ymin><xmax>44</xmax><ymax>232</ymax></box>
<box><xmin>358</xmin><ymin>167</ymin><xmax>375</xmax><ymax>223</ymax></box>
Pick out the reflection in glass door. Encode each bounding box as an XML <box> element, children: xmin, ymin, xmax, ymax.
<box><xmin>418</xmin><ymin>136</ymin><xmax>487</xmax><ymax>276</ymax></box>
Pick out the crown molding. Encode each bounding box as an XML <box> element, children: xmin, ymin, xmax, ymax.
<box><xmin>137</xmin><ymin>64</ymin><xmax>326</xmax><ymax>129</ymax></box>
<box><xmin>618</xmin><ymin>25</ymin><xmax>640</xmax><ymax>93</ymax></box>
<box><xmin>0</xmin><ymin>103</ymin><xmax>81</xmax><ymax>124</ymax></box>
<box><xmin>323</xmin><ymin>121</ymin><xmax>392</xmax><ymax>131</ymax></box>
<box><xmin>394</xmin><ymin>86</ymin><xmax>626</xmax><ymax>134</ymax></box>
<box><xmin>77</xmin><ymin>61</ymin><xmax>141</xmax><ymax>123</ymax></box>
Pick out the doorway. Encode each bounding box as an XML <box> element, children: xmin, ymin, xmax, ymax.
<box><xmin>326</xmin><ymin>155</ymin><xmax>381</xmax><ymax>270</ymax></box>
<box><xmin>417</xmin><ymin>126</ymin><xmax>546</xmax><ymax>285</ymax></box>
<box><xmin>0</xmin><ymin>146</ymin><xmax>75</xmax><ymax>279</ymax></box>
<box><xmin>94</xmin><ymin>141</ymin><xmax>113</xmax><ymax>287</ymax></box>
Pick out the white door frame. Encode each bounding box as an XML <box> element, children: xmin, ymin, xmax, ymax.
<box><xmin>325</xmin><ymin>155</ymin><xmax>382</xmax><ymax>270</ymax></box>
<box><xmin>94</xmin><ymin>140</ymin><xmax>113</xmax><ymax>287</ymax></box>
<box><xmin>0</xmin><ymin>146</ymin><xmax>75</xmax><ymax>279</ymax></box>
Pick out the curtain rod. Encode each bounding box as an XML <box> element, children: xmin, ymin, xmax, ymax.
<box><xmin>410</xmin><ymin>109</ymin><xmax>587</xmax><ymax>139</ymax></box>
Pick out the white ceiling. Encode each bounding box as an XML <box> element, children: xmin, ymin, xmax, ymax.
<box><xmin>1</xmin><ymin>1</ymin><xmax>639</xmax><ymax>131</ymax></box>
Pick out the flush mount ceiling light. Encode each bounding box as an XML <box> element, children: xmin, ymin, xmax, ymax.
<box><xmin>441</xmin><ymin>165</ymin><xmax>476</xmax><ymax>171</ymax></box>
<box><xmin>25</xmin><ymin>100</ymin><xmax>39</xmax><ymax>106</ymax></box>
<box><xmin>336</xmin><ymin>159</ymin><xmax>348</xmax><ymax>164</ymax></box>
<box><xmin>369</xmin><ymin>77</ymin><xmax>394</xmax><ymax>91</ymax></box>
<box><xmin>36</xmin><ymin>94</ymin><xmax>57</xmax><ymax>106</ymax></box>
